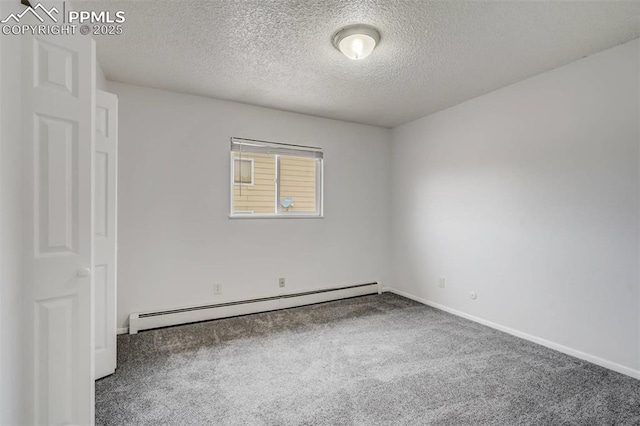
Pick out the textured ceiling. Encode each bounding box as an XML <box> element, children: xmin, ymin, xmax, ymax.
<box><xmin>74</xmin><ymin>0</ymin><xmax>640</xmax><ymax>128</ymax></box>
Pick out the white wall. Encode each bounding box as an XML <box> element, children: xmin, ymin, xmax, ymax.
<box><xmin>391</xmin><ymin>39</ymin><xmax>640</xmax><ymax>375</ymax></box>
<box><xmin>0</xmin><ymin>1</ymin><xmax>25</xmax><ymax>423</ymax></box>
<box><xmin>107</xmin><ymin>82</ymin><xmax>391</xmax><ymax>329</ymax></box>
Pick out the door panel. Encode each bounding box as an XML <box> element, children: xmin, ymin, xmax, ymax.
<box><xmin>36</xmin><ymin>114</ymin><xmax>79</xmax><ymax>254</ymax></box>
<box><xmin>35</xmin><ymin>295</ymin><xmax>77</xmax><ymax>425</ymax></box>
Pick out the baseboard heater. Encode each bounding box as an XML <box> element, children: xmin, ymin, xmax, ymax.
<box><xmin>128</xmin><ymin>282</ymin><xmax>381</xmax><ymax>334</ymax></box>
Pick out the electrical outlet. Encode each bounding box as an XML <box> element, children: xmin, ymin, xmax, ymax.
<box><xmin>438</xmin><ymin>277</ymin><xmax>445</xmax><ymax>288</ymax></box>
<box><xmin>279</xmin><ymin>277</ymin><xmax>285</xmax><ymax>288</ymax></box>
<box><xmin>470</xmin><ymin>291</ymin><xmax>478</xmax><ymax>300</ymax></box>
<box><xmin>214</xmin><ymin>283</ymin><xmax>222</xmax><ymax>295</ymax></box>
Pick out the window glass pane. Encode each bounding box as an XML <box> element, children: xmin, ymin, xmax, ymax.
<box><xmin>232</xmin><ymin>153</ymin><xmax>276</xmax><ymax>214</ymax></box>
<box><xmin>278</xmin><ymin>156</ymin><xmax>317</xmax><ymax>213</ymax></box>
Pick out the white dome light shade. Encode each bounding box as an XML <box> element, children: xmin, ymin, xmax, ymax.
<box><xmin>338</xmin><ymin>34</ymin><xmax>376</xmax><ymax>60</ymax></box>
<box><xmin>333</xmin><ymin>25</ymin><xmax>380</xmax><ymax>60</ymax></box>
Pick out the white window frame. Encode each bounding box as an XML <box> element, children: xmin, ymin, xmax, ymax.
<box><xmin>232</xmin><ymin>157</ymin><xmax>254</xmax><ymax>187</ymax></box>
<box><xmin>229</xmin><ymin>137</ymin><xmax>324</xmax><ymax>219</ymax></box>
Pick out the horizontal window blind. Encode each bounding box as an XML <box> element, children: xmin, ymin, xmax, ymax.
<box><xmin>231</xmin><ymin>137</ymin><xmax>323</xmax><ymax>159</ymax></box>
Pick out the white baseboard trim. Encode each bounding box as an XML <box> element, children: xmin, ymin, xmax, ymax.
<box><xmin>117</xmin><ymin>327</ymin><xmax>129</xmax><ymax>335</ymax></box>
<box><xmin>129</xmin><ymin>282</ymin><xmax>381</xmax><ymax>334</ymax></box>
<box><xmin>383</xmin><ymin>287</ymin><xmax>640</xmax><ymax>380</ymax></box>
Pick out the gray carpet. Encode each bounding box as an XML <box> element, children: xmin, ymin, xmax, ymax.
<box><xmin>96</xmin><ymin>293</ymin><xmax>640</xmax><ymax>425</ymax></box>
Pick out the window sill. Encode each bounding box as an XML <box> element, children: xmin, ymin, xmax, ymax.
<box><xmin>229</xmin><ymin>214</ymin><xmax>324</xmax><ymax>219</ymax></box>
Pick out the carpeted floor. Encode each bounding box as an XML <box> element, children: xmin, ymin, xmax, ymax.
<box><xmin>96</xmin><ymin>293</ymin><xmax>640</xmax><ymax>425</ymax></box>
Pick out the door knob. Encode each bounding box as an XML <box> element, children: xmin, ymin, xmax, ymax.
<box><xmin>77</xmin><ymin>267</ymin><xmax>91</xmax><ymax>278</ymax></box>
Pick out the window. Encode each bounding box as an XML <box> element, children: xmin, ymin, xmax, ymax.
<box><xmin>230</xmin><ymin>137</ymin><xmax>323</xmax><ymax>218</ymax></box>
<box><xmin>233</xmin><ymin>158</ymin><xmax>254</xmax><ymax>186</ymax></box>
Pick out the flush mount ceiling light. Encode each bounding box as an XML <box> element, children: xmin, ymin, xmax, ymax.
<box><xmin>333</xmin><ymin>24</ymin><xmax>380</xmax><ymax>60</ymax></box>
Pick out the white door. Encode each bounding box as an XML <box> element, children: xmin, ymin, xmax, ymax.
<box><xmin>94</xmin><ymin>90</ymin><xmax>118</xmax><ymax>379</ymax></box>
<box><xmin>22</xmin><ymin>24</ymin><xmax>96</xmax><ymax>426</ymax></box>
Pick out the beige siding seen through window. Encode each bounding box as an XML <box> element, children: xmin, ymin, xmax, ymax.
<box><xmin>232</xmin><ymin>153</ymin><xmax>318</xmax><ymax>214</ymax></box>
<box><xmin>279</xmin><ymin>156</ymin><xmax>316</xmax><ymax>213</ymax></box>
